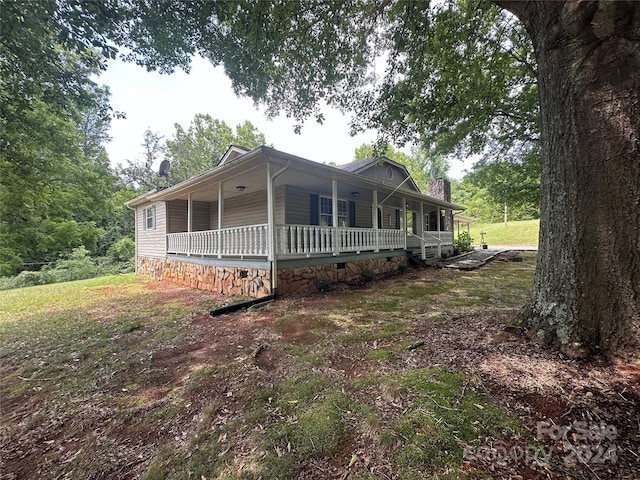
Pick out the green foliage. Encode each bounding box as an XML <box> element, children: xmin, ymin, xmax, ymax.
<box><xmin>14</xmin><ymin>271</ymin><xmax>46</xmax><ymax>288</ymax></box>
<box><xmin>165</xmin><ymin>115</ymin><xmax>269</xmax><ymax>184</ymax></box>
<box><xmin>117</xmin><ymin>129</ymin><xmax>167</xmax><ymax>190</ymax></box>
<box><xmin>0</xmin><ymin>247</ymin><xmax>134</xmax><ymax>291</ymax></box>
<box><xmin>465</xmin><ymin>149</ymin><xmax>541</xmax><ymax>220</ymax></box>
<box><xmin>1</xmin><ymin>0</ymin><xmax>129</xmax><ymax>274</ymax></box>
<box><xmin>353</xmin><ymin>143</ymin><xmax>449</xmax><ymax>193</ymax></box>
<box><xmin>454</xmin><ymin>232</ymin><xmax>474</xmax><ymax>253</ymax></box>
<box><xmin>108</xmin><ymin>237</ymin><xmax>135</xmax><ymax>263</ymax></box>
<box><xmin>314</xmin><ymin>277</ymin><xmax>333</xmax><ymax>292</ymax></box>
<box><xmin>360</xmin><ymin>268</ymin><xmax>376</xmax><ymax>282</ymax></box>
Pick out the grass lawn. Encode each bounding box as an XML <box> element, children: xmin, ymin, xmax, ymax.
<box><xmin>468</xmin><ymin>219</ymin><xmax>539</xmax><ymax>246</ymax></box>
<box><xmin>2</xmin><ymin>255</ymin><xmax>637</xmax><ymax>480</ymax></box>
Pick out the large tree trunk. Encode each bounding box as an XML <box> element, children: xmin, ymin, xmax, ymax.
<box><xmin>497</xmin><ymin>1</ymin><xmax>640</xmax><ymax>358</ymax></box>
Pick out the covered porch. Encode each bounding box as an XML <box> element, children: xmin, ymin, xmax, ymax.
<box><xmin>158</xmin><ymin>151</ymin><xmax>456</xmax><ymax>264</ymax></box>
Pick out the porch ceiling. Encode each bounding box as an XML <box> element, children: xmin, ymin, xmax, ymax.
<box><xmin>162</xmin><ymin>163</ymin><xmax>269</xmax><ymax>203</ymax></box>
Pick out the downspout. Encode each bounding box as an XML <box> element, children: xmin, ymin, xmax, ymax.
<box><xmin>267</xmin><ymin>160</ymin><xmax>291</xmax><ymax>295</ymax></box>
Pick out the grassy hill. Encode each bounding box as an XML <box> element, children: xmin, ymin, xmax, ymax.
<box><xmin>466</xmin><ymin>219</ymin><xmax>539</xmax><ymax>247</ymax></box>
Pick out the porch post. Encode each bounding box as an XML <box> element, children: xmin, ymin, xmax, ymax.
<box><xmin>187</xmin><ymin>193</ymin><xmax>192</xmax><ymax>256</ymax></box>
<box><xmin>402</xmin><ymin>197</ymin><xmax>407</xmax><ymax>249</ymax></box>
<box><xmin>420</xmin><ymin>203</ymin><xmax>426</xmax><ymax>260</ymax></box>
<box><xmin>218</xmin><ymin>181</ymin><xmax>224</xmax><ymax>258</ymax></box>
<box><xmin>267</xmin><ymin>163</ymin><xmax>275</xmax><ymax>262</ymax></box>
<box><xmin>332</xmin><ymin>179</ymin><xmax>339</xmax><ymax>255</ymax></box>
<box><xmin>436</xmin><ymin>206</ymin><xmax>442</xmax><ymax>258</ymax></box>
<box><xmin>373</xmin><ymin>190</ymin><xmax>379</xmax><ymax>252</ymax></box>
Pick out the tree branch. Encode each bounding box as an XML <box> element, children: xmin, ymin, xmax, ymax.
<box><xmin>491</xmin><ymin>1</ymin><xmax>531</xmax><ymax>22</ymax></box>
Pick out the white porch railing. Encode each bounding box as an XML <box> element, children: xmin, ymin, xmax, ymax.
<box><xmin>166</xmin><ymin>224</ymin><xmax>451</xmax><ymax>258</ymax></box>
<box><xmin>423</xmin><ymin>231</ymin><xmax>454</xmax><ymax>247</ymax></box>
<box><xmin>276</xmin><ymin>225</ymin><xmax>405</xmax><ymax>256</ymax></box>
<box><xmin>167</xmin><ymin>224</ymin><xmax>269</xmax><ymax>257</ymax></box>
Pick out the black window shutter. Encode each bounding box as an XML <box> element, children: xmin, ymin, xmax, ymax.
<box><xmin>310</xmin><ymin>193</ymin><xmax>319</xmax><ymax>225</ymax></box>
<box><xmin>349</xmin><ymin>201</ymin><xmax>356</xmax><ymax>227</ymax></box>
<box><xmin>395</xmin><ymin>209</ymin><xmax>401</xmax><ymax>229</ymax></box>
<box><xmin>412</xmin><ymin>212</ymin><xmax>417</xmax><ymax>234</ymax></box>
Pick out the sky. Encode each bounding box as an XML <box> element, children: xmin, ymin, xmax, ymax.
<box><xmin>99</xmin><ymin>56</ymin><xmax>472</xmax><ymax>179</ymax></box>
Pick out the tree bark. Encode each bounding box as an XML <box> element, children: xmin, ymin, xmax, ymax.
<box><xmin>496</xmin><ymin>1</ymin><xmax>640</xmax><ymax>358</ymax></box>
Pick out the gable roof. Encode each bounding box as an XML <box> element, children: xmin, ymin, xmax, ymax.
<box><xmin>126</xmin><ymin>146</ymin><xmax>464</xmax><ymax>211</ymax></box>
<box><xmin>218</xmin><ymin>144</ymin><xmax>251</xmax><ymax>166</ymax></box>
<box><xmin>338</xmin><ymin>156</ymin><xmax>421</xmax><ymax>193</ymax></box>
<box><xmin>338</xmin><ymin>157</ymin><xmax>378</xmax><ymax>173</ymax></box>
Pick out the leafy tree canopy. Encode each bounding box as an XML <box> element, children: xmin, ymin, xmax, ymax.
<box><xmin>465</xmin><ymin>148</ymin><xmax>540</xmax><ymax>220</ymax></box>
<box><xmin>118</xmin><ymin>116</ymin><xmax>269</xmax><ymax>189</ymax></box>
<box><xmin>166</xmin><ymin>115</ymin><xmax>268</xmax><ymax>184</ymax></box>
<box><xmin>1</xmin><ymin>1</ymin><xmax>129</xmax><ymax>274</ymax></box>
<box><xmin>4</xmin><ymin>0</ymin><xmax>538</xmax><ymax>160</ymax></box>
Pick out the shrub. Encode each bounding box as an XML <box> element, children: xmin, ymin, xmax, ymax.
<box><xmin>14</xmin><ymin>271</ymin><xmax>44</xmax><ymax>288</ymax></box>
<box><xmin>454</xmin><ymin>232</ymin><xmax>474</xmax><ymax>253</ymax></box>
<box><xmin>108</xmin><ymin>237</ymin><xmax>135</xmax><ymax>263</ymax></box>
<box><xmin>314</xmin><ymin>277</ymin><xmax>333</xmax><ymax>292</ymax></box>
<box><xmin>0</xmin><ymin>246</ymin><xmax>136</xmax><ymax>291</ymax></box>
<box><xmin>0</xmin><ymin>248</ymin><xmax>22</xmax><ymax>277</ymax></box>
<box><xmin>361</xmin><ymin>268</ymin><xmax>375</xmax><ymax>282</ymax></box>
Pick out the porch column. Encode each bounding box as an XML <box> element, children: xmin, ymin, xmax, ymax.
<box><xmin>187</xmin><ymin>193</ymin><xmax>192</xmax><ymax>256</ymax></box>
<box><xmin>218</xmin><ymin>181</ymin><xmax>224</xmax><ymax>258</ymax></box>
<box><xmin>402</xmin><ymin>197</ymin><xmax>407</xmax><ymax>249</ymax></box>
<box><xmin>332</xmin><ymin>179</ymin><xmax>339</xmax><ymax>255</ymax></box>
<box><xmin>267</xmin><ymin>163</ymin><xmax>275</xmax><ymax>262</ymax></box>
<box><xmin>372</xmin><ymin>190</ymin><xmax>379</xmax><ymax>252</ymax></box>
<box><xmin>436</xmin><ymin>206</ymin><xmax>442</xmax><ymax>258</ymax></box>
<box><xmin>420</xmin><ymin>203</ymin><xmax>426</xmax><ymax>260</ymax></box>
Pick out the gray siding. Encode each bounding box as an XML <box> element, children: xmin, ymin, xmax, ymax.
<box><xmin>167</xmin><ymin>200</ymin><xmax>213</xmax><ymax>232</ymax></box>
<box><xmin>167</xmin><ymin>200</ymin><xmax>187</xmax><ymax>233</ymax></box>
<box><xmin>284</xmin><ymin>185</ymin><xmax>310</xmax><ymax>225</ymax></box>
<box><xmin>193</xmin><ymin>201</ymin><xmax>212</xmax><ymax>230</ymax></box>
<box><xmin>354</xmin><ymin>200</ymin><xmax>372</xmax><ymax>228</ymax></box>
<box><xmin>166</xmin><ymin>189</ymin><xmax>280</xmax><ymax>233</ymax></box>
<box><xmin>275</xmin><ymin>185</ymin><xmax>285</xmax><ymax>225</ymax></box>
<box><xmin>285</xmin><ymin>185</ymin><xmax>370</xmax><ymax>227</ymax></box>
<box><xmin>137</xmin><ymin>201</ymin><xmax>167</xmax><ymax>258</ymax></box>
<box><xmin>356</xmin><ymin>164</ymin><xmax>420</xmax><ymax>192</ymax></box>
<box><xmin>381</xmin><ymin>205</ymin><xmax>402</xmax><ymax>229</ymax></box>
<box><xmin>222</xmin><ymin>190</ymin><xmax>268</xmax><ymax>228</ymax></box>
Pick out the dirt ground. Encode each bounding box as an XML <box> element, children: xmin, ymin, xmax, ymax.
<box><xmin>1</xmin><ymin>257</ymin><xmax>639</xmax><ymax>479</ymax></box>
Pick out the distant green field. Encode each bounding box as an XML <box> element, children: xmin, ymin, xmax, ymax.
<box><xmin>465</xmin><ymin>219</ymin><xmax>539</xmax><ymax>247</ymax></box>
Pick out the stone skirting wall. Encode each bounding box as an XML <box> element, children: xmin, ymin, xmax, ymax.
<box><xmin>277</xmin><ymin>256</ymin><xmax>407</xmax><ymax>295</ymax></box>
<box><xmin>137</xmin><ymin>257</ymin><xmax>271</xmax><ymax>297</ymax></box>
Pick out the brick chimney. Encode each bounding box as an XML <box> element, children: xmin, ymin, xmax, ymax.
<box><xmin>427</xmin><ymin>178</ymin><xmax>451</xmax><ymax>203</ymax></box>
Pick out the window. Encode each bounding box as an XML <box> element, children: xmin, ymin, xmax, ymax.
<box><xmin>320</xmin><ymin>197</ymin><xmax>347</xmax><ymax>227</ymax></box>
<box><xmin>143</xmin><ymin>205</ymin><xmax>156</xmax><ymax>230</ymax></box>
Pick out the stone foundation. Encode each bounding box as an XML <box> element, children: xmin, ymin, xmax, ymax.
<box><xmin>137</xmin><ymin>257</ymin><xmax>271</xmax><ymax>297</ymax></box>
<box><xmin>277</xmin><ymin>256</ymin><xmax>407</xmax><ymax>295</ymax></box>
<box><xmin>138</xmin><ymin>255</ymin><xmax>407</xmax><ymax>298</ymax></box>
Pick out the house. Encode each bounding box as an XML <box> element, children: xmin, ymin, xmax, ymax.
<box><xmin>125</xmin><ymin>145</ymin><xmax>464</xmax><ymax>297</ymax></box>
